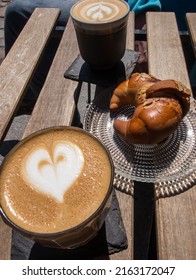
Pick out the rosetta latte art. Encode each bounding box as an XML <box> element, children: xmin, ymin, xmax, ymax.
<box><xmin>80</xmin><ymin>1</ymin><xmax>119</xmax><ymax>22</ymax></box>
<box><xmin>22</xmin><ymin>142</ymin><xmax>84</xmax><ymax>202</ymax></box>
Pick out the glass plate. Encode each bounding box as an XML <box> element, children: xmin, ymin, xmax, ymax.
<box><xmin>84</xmin><ymin>98</ymin><xmax>196</xmax><ymax>197</ymax></box>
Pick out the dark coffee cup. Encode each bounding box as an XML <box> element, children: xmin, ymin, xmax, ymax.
<box><xmin>70</xmin><ymin>0</ymin><xmax>130</xmax><ymax>69</ymax></box>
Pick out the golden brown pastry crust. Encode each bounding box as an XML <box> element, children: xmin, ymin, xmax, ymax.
<box><xmin>110</xmin><ymin>73</ymin><xmax>191</xmax><ymax>144</ymax></box>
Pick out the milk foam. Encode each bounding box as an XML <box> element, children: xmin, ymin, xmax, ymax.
<box><xmin>22</xmin><ymin>142</ymin><xmax>84</xmax><ymax>202</ymax></box>
<box><xmin>80</xmin><ymin>1</ymin><xmax>119</xmax><ymax>22</ymax></box>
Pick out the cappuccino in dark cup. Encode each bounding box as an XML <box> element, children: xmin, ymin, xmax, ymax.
<box><xmin>0</xmin><ymin>127</ymin><xmax>114</xmax><ymax>248</ymax></box>
<box><xmin>70</xmin><ymin>0</ymin><xmax>130</xmax><ymax>69</ymax></box>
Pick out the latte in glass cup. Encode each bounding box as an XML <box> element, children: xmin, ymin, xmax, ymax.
<box><xmin>70</xmin><ymin>0</ymin><xmax>130</xmax><ymax>69</ymax></box>
<box><xmin>0</xmin><ymin>127</ymin><xmax>114</xmax><ymax>248</ymax></box>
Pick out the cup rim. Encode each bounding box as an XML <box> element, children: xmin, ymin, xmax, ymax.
<box><xmin>70</xmin><ymin>0</ymin><xmax>130</xmax><ymax>26</ymax></box>
<box><xmin>0</xmin><ymin>126</ymin><xmax>114</xmax><ymax>238</ymax></box>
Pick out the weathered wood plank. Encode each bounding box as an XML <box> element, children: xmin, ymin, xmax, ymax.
<box><xmin>23</xmin><ymin>14</ymin><xmax>135</xmax><ymax>260</ymax></box>
<box><xmin>0</xmin><ymin>218</ymin><xmax>12</xmax><ymax>260</ymax></box>
<box><xmin>126</xmin><ymin>12</ymin><xmax>135</xmax><ymax>51</ymax></box>
<box><xmin>0</xmin><ymin>8</ymin><xmax>60</xmax><ymax>260</ymax></box>
<box><xmin>147</xmin><ymin>12</ymin><xmax>191</xmax><ymax>87</ymax></box>
<box><xmin>156</xmin><ymin>188</ymin><xmax>196</xmax><ymax>259</ymax></box>
<box><xmin>147</xmin><ymin>12</ymin><xmax>196</xmax><ymax>259</ymax></box>
<box><xmin>22</xmin><ymin>18</ymin><xmax>79</xmax><ymax>137</ymax></box>
<box><xmin>104</xmin><ymin>12</ymin><xmax>135</xmax><ymax>260</ymax></box>
<box><xmin>0</xmin><ymin>8</ymin><xmax>60</xmax><ymax>142</ymax></box>
<box><xmin>186</xmin><ymin>13</ymin><xmax>196</xmax><ymax>57</ymax></box>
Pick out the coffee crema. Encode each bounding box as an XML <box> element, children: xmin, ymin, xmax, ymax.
<box><xmin>71</xmin><ymin>0</ymin><xmax>129</xmax><ymax>23</ymax></box>
<box><xmin>0</xmin><ymin>128</ymin><xmax>112</xmax><ymax>234</ymax></box>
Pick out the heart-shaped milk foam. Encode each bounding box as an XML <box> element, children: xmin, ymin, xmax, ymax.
<box><xmin>22</xmin><ymin>142</ymin><xmax>84</xmax><ymax>202</ymax></box>
<box><xmin>84</xmin><ymin>2</ymin><xmax>119</xmax><ymax>21</ymax></box>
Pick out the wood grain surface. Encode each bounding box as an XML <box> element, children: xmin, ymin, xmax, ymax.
<box><xmin>100</xmin><ymin>13</ymin><xmax>135</xmax><ymax>260</ymax></box>
<box><xmin>22</xmin><ymin>18</ymin><xmax>79</xmax><ymax>137</ymax></box>
<box><xmin>147</xmin><ymin>12</ymin><xmax>196</xmax><ymax>259</ymax></box>
<box><xmin>0</xmin><ymin>8</ymin><xmax>60</xmax><ymax>260</ymax></box>
<box><xmin>147</xmin><ymin>12</ymin><xmax>191</xmax><ymax>87</ymax></box>
<box><xmin>186</xmin><ymin>13</ymin><xmax>196</xmax><ymax>57</ymax></box>
<box><xmin>0</xmin><ymin>8</ymin><xmax>60</xmax><ymax>142</ymax></box>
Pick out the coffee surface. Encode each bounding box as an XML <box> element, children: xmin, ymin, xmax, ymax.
<box><xmin>71</xmin><ymin>0</ymin><xmax>128</xmax><ymax>23</ymax></box>
<box><xmin>0</xmin><ymin>129</ymin><xmax>112</xmax><ymax>233</ymax></box>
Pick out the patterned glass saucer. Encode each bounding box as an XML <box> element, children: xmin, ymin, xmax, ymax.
<box><xmin>84</xmin><ymin>98</ymin><xmax>196</xmax><ymax>197</ymax></box>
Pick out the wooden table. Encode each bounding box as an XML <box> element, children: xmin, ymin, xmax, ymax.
<box><xmin>0</xmin><ymin>8</ymin><xmax>195</xmax><ymax>260</ymax></box>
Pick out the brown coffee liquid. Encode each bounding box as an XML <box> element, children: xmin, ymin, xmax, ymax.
<box><xmin>75</xmin><ymin>25</ymin><xmax>127</xmax><ymax>68</ymax></box>
<box><xmin>0</xmin><ymin>129</ymin><xmax>112</xmax><ymax>233</ymax></box>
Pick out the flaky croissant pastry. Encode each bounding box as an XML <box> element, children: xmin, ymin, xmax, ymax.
<box><xmin>110</xmin><ymin>73</ymin><xmax>191</xmax><ymax>144</ymax></box>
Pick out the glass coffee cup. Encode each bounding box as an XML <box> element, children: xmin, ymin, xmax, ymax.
<box><xmin>0</xmin><ymin>126</ymin><xmax>114</xmax><ymax>248</ymax></box>
<box><xmin>70</xmin><ymin>0</ymin><xmax>130</xmax><ymax>69</ymax></box>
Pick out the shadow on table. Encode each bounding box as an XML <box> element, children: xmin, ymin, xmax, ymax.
<box><xmin>64</xmin><ymin>50</ymin><xmax>139</xmax><ymax>89</ymax></box>
<box><xmin>134</xmin><ymin>181</ymin><xmax>157</xmax><ymax>260</ymax></box>
<box><xmin>29</xmin><ymin>225</ymin><xmax>110</xmax><ymax>260</ymax></box>
<box><xmin>0</xmin><ymin>140</ymin><xmax>19</xmax><ymax>158</ymax></box>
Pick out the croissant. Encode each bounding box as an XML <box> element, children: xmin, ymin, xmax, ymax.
<box><xmin>110</xmin><ymin>73</ymin><xmax>191</xmax><ymax>144</ymax></box>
